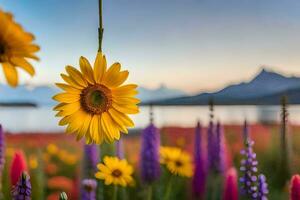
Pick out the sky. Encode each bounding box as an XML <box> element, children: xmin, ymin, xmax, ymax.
<box><xmin>1</xmin><ymin>0</ymin><xmax>300</xmax><ymax>93</ymax></box>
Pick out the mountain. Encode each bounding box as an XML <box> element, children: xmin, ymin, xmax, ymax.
<box><xmin>151</xmin><ymin>68</ymin><xmax>300</xmax><ymax>105</ymax></box>
<box><xmin>0</xmin><ymin>84</ymin><xmax>186</xmax><ymax>106</ymax></box>
<box><xmin>137</xmin><ymin>84</ymin><xmax>187</xmax><ymax>102</ymax></box>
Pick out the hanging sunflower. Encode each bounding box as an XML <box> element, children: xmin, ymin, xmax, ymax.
<box><xmin>0</xmin><ymin>9</ymin><xmax>39</xmax><ymax>87</ymax></box>
<box><xmin>53</xmin><ymin>52</ymin><xmax>140</xmax><ymax>144</ymax></box>
<box><xmin>95</xmin><ymin>156</ymin><xmax>134</xmax><ymax>187</ymax></box>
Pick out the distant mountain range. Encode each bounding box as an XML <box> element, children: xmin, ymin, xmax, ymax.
<box><xmin>0</xmin><ymin>84</ymin><xmax>186</xmax><ymax>106</ymax></box>
<box><xmin>1</xmin><ymin>68</ymin><xmax>300</xmax><ymax>106</ymax></box>
<box><xmin>150</xmin><ymin>68</ymin><xmax>300</xmax><ymax>105</ymax></box>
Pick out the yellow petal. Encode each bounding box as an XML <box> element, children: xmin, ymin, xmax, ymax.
<box><xmin>112</xmin><ymin>84</ymin><xmax>138</xmax><ymax>97</ymax></box>
<box><xmin>102</xmin><ymin>63</ymin><xmax>121</xmax><ymax>86</ymax></box>
<box><xmin>103</xmin><ymin>70</ymin><xmax>129</xmax><ymax>88</ymax></box>
<box><xmin>55</xmin><ymin>83</ymin><xmax>81</xmax><ymax>94</ymax></box>
<box><xmin>108</xmin><ymin>108</ymin><xmax>134</xmax><ymax>127</ymax></box>
<box><xmin>101</xmin><ymin>112</ymin><xmax>120</xmax><ymax>140</ymax></box>
<box><xmin>79</xmin><ymin>56</ymin><xmax>95</xmax><ymax>84</ymax></box>
<box><xmin>55</xmin><ymin>101</ymin><xmax>81</xmax><ymax>116</ymax></box>
<box><xmin>93</xmin><ymin>52</ymin><xmax>107</xmax><ymax>83</ymax></box>
<box><xmin>60</xmin><ymin>74</ymin><xmax>83</xmax><ymax>89</ymax></box>
<box><xmin>77</xmin><ymin>114</ymin><xmax>92</xmax><ymax>141</ymax></box>
<box><xmin>89</xmin><ymin>115</ymin><xmax>100</xmax><ymax>143</ymax></box>
<box><xmin>52</xmin><ymin>93</ymin><xmax>80</xmax><ymax>103</ymax></box>
<box><xmin>65</xmin><ymin>65</ymin><xmax>87</xmax><ymax>87</ymax></box>
<box><xmin>2</xmin><ymin>62</ymin><xmax>18</xmax><ymax>87</ymax></box>
<box><xmin>10</xmin><ymin>57</ymin><xmax>35</xmax><ymax>76</ymax></box>
<box><xmin>113</xmin><ymin>97</ymin><xmax>140</xmax><ymax>105</ymax></box>
<box><xmin>112</xmin><ymin>103</ymin><xmax>139</xmax><ymax>114</ymax></box>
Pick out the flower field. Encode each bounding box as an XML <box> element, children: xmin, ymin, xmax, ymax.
<box><xmin>1</xmin><ymin>122</ymin><xmax>300</xmax><ymax>199</ymax></box>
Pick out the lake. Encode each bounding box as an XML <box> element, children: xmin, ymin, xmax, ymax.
<box><xmin>1</xmin><ymin>105</ymin><xmax>300</xmax><ymax>132</ymax></box>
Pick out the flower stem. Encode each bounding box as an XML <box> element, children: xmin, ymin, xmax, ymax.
<box><xmin>164</xmin><ymin>176</ymin><xmax>173</xmax><ymax>200</ymax></box>
<box><xmin>112</xmin><ymin>185</ymin><xmax>118</xmax><ymax>200</ymax></box>
<box><xmin>98</xmin><ymin>0</ymin><xmax>104</xmax><ymax>52</ymax></box>
<box><xmin>146</xmin><ymin>184</ymin><xmax>152</xmax><ymax>200</ymax></box>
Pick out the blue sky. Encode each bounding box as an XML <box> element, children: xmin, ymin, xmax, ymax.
<box><xmin>1</xmin><ymin>0</ymin><xmax>300</xmax><ymax>93</ymax></box>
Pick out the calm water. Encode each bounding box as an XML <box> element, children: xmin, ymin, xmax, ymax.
<box><xmin>1</xmin><ymin>105</ymin><xmax>300</xmax><ymax>132</ymax></box>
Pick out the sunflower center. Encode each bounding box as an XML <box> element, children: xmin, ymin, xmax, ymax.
<box><xmin>112</xmin><ymin>169</ymin><xmax>122</xmax><ymax>178</ymax></box>
<box><xmin>175</xmin><ymin>160</ymin><xmax>183</xmax><ymax>167</ymax></box>
<box><xmin>80</xmin><ymin>84</ymin><xmax>112</xmax><ymax>114</ymax></box>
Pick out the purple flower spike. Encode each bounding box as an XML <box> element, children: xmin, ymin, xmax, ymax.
<box><xmin>239</xmin><ymin>138</ymin><xmax>258</xmax><ymax>199</ymax></box>
<box><xmin>140</xmin><ymin>123</ymin><xmax>161</xmax><ymax>184</ymax></box>
<box><xmin>83</xmin><ymin>144</ymin><xmax>99</xmax><ymax>178</ymax></box>
<box><xmin>257</xmin><ymin>174</ymin><xmax>268</xmax><ymax>200</ymax></box>
<box><xmin>11</xmin><ymin>172</ymin><xmax>31</xmax><ymax>200</ymax></box>
<box><xmin>215</xmin><ymin>121</ymin><xmax>225</xmax><ymax>173</ymax></box>
<box><xmin>192</xmin><ymin>122</ymin><xmax>206</xmax><ymax>197</ymax></box>
<box><xmin>207</xmin><ymin>120</ymin><xmax>215</xmax><ymax>170</ymax></box>
<box><xmin>82</xmin><ymin>179</ymin><xmax>97</xmax><ymax>200</ymax></box>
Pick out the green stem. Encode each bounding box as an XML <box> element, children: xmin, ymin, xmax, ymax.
<box><xmin>112</xmin><ymin>185</ymin><xmax>118</xmax><ymax>200</ymax></box>
<box><xmin>98</xmin><ymin>0</ymin><xmax>104</xmax><ymax>52</ymax></box>
<box><xmin>146</xmin><ymin>184</ymin><xmax>152</xmax><ymax>200</ymax></box>
<box><xmin>163</xmin><ymin>176</ymin><xmax>173</xmax><ymax>200</ymax></box>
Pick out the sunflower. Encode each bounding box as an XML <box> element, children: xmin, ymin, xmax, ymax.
<box><xmin>159</xmin><ymin>146</ymin><xmax>193</xmax><ymax>178</ymax></box>
<box><xmin>0</xmin><ymin>9</ymin><xmax>39</xmax><ymax>87</ymax></box>
<box><xmin>53</xmin><ymin>52</ymin><xmax>139</xmax><ymax>144</ymax></box>
<box><xmin>95</xmin><ymin>156</ymin><xmax>134</xmax><ymax>187</ymax></box>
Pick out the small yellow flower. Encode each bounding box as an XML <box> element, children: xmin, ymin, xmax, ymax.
<box><xmin>6</xmin><ymin>147</ymin><xmax>15</xmax><ymax>157</ymax></box>
<box><xmin>46</xmin><ymin>144</ymin><xmax>58</xmax><ymax>155</ymax></box>
<box><xmin>29</xmin><ymin>155</ymin><xmax>38</xmax><ymax>169</ymax></box>
<box><xmin>64</xmin><ymin>154</ymin><xmax>78</xmax><ymax>165</ymax></box>
<box><xmin>0</xmin><ymin>9</ymin><xmax>39</xmax><ymax>87</ymax></box>
<box><xmin>95</xmin><ymin>156</ymin><xmax>134</xmax><ymax>187</ymax></box>
<box><xmin>53</xmin><ymin>53</ymin><xmax>140</xmax><ymax>144</ymax></box>
<box><xmin>58</xmin><ymin>149</ymin><xmax>68</xmax><ymax>161</ymax></box>
<box><xmin>159</xmin><ymin>146</ymin><xmax>193</xmax><ymax>178</ymax></box>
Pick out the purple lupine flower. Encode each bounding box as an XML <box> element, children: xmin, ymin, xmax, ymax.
<box><xmin>192</xmin><ymin>122</ymin><xmax>206</xmax><ymax>197</ymax></box>
<box><xmin>0</xmin><ymin>125</ymin><xmax>5</xmax><ymax>171</ymax></box>
<box><xmin>11</xmin><ymin>172</ymin><xmax>31</xmax><ymax>200</ymax></box>
<box><xmin>83</xmin><ymin>144</ymin><xmax>99</xmax><ymax>177</ymax></box>
<box><xmin>116</xmin><ymin>139</ymin><xmax>124</xmax><ymax>159</ymax></box>
<box><xmin>207</xmin><ymin>120</ymin><xmax>215</xmax><ymax>170</ymax></box>
<box><xmin>140</xmin><ymin>123</ymin><xmax>161</xmax><ymax>184</ymax></box>
<box><xmin>256</xmin><ymin>174</ymin><xmax>268</xmax><ymax>200</ymax></box>
<box><xmin>239</xmin><ymin>138</ymin><xmax>258</xmax><ymax>199</ymax></box>
<box><xmin>82</xmin><ymin>179</ymin><xmax>97</xmax><ymax>200</ymax></box>
<box><xmin>207</xmin><ymin>121</ymin><xmax>224</xmax><ymax>173</ymax></box>
<box><xmin>215</xmin><ymin>121</ymin><xmax>225</xmax><ymax>173</ymax></box>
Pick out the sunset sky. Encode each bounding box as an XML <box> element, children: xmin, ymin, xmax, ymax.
<box><xmin>1</xmin><ymin>0</ymin><xmax>300</xmax><ymax>93</ymax></box>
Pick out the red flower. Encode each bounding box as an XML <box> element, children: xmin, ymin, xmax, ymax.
<box><xmin>10</xmin><ymin>151</ymin><xmax>28</xmax><ymax>186</ymax></box>
<box><xmin>291</xmin><ymin>175</ymin><xmax>300</xmax><ymax>200</ymax></box>
<box><xmin>223</xmin><ymin>168</ymin><xmax>238</xmax><ymax>200</ymax></box>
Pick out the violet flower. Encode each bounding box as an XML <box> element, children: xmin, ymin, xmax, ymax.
<box><xmin>82</xmin><ymin>179</ymin><xmax>97</xmax><ymax>200</ymax></box>
<box><xmin>207</xmin><ymin>120</ymin><xmax>215</xmax><ymax>171</ymax></box>
<box><xmin>239</xmin><ymin>138</ymin><xmax>258</xmax><ymax>199</ymax></box>
<box><xmin>83</xmin><ymin>144</ymin><xmax>99</xmax><ymax>178</ymax></box>
<box><xmin>256</xmin><ymin>174</ymin><xmax>268</xmax><ymax>200</ymax></box>
<box><xmin>216</xmin><ymin>121</ymin><xmax>225</xmax><ymax>173</ymax></box>
<box><xmin>140</xmin><ymin>123</ymin><xmax>161</xmax><ymax>184</ymax></box>
<box><xmin>192</xmin><ymin>122</ymin><xmax>206</xmax><ymax>197</ymax></box>
<box><xmin>11</xmin><ymin>172</ymin><xmax>31</xmax><ymax>200</ymax></box>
